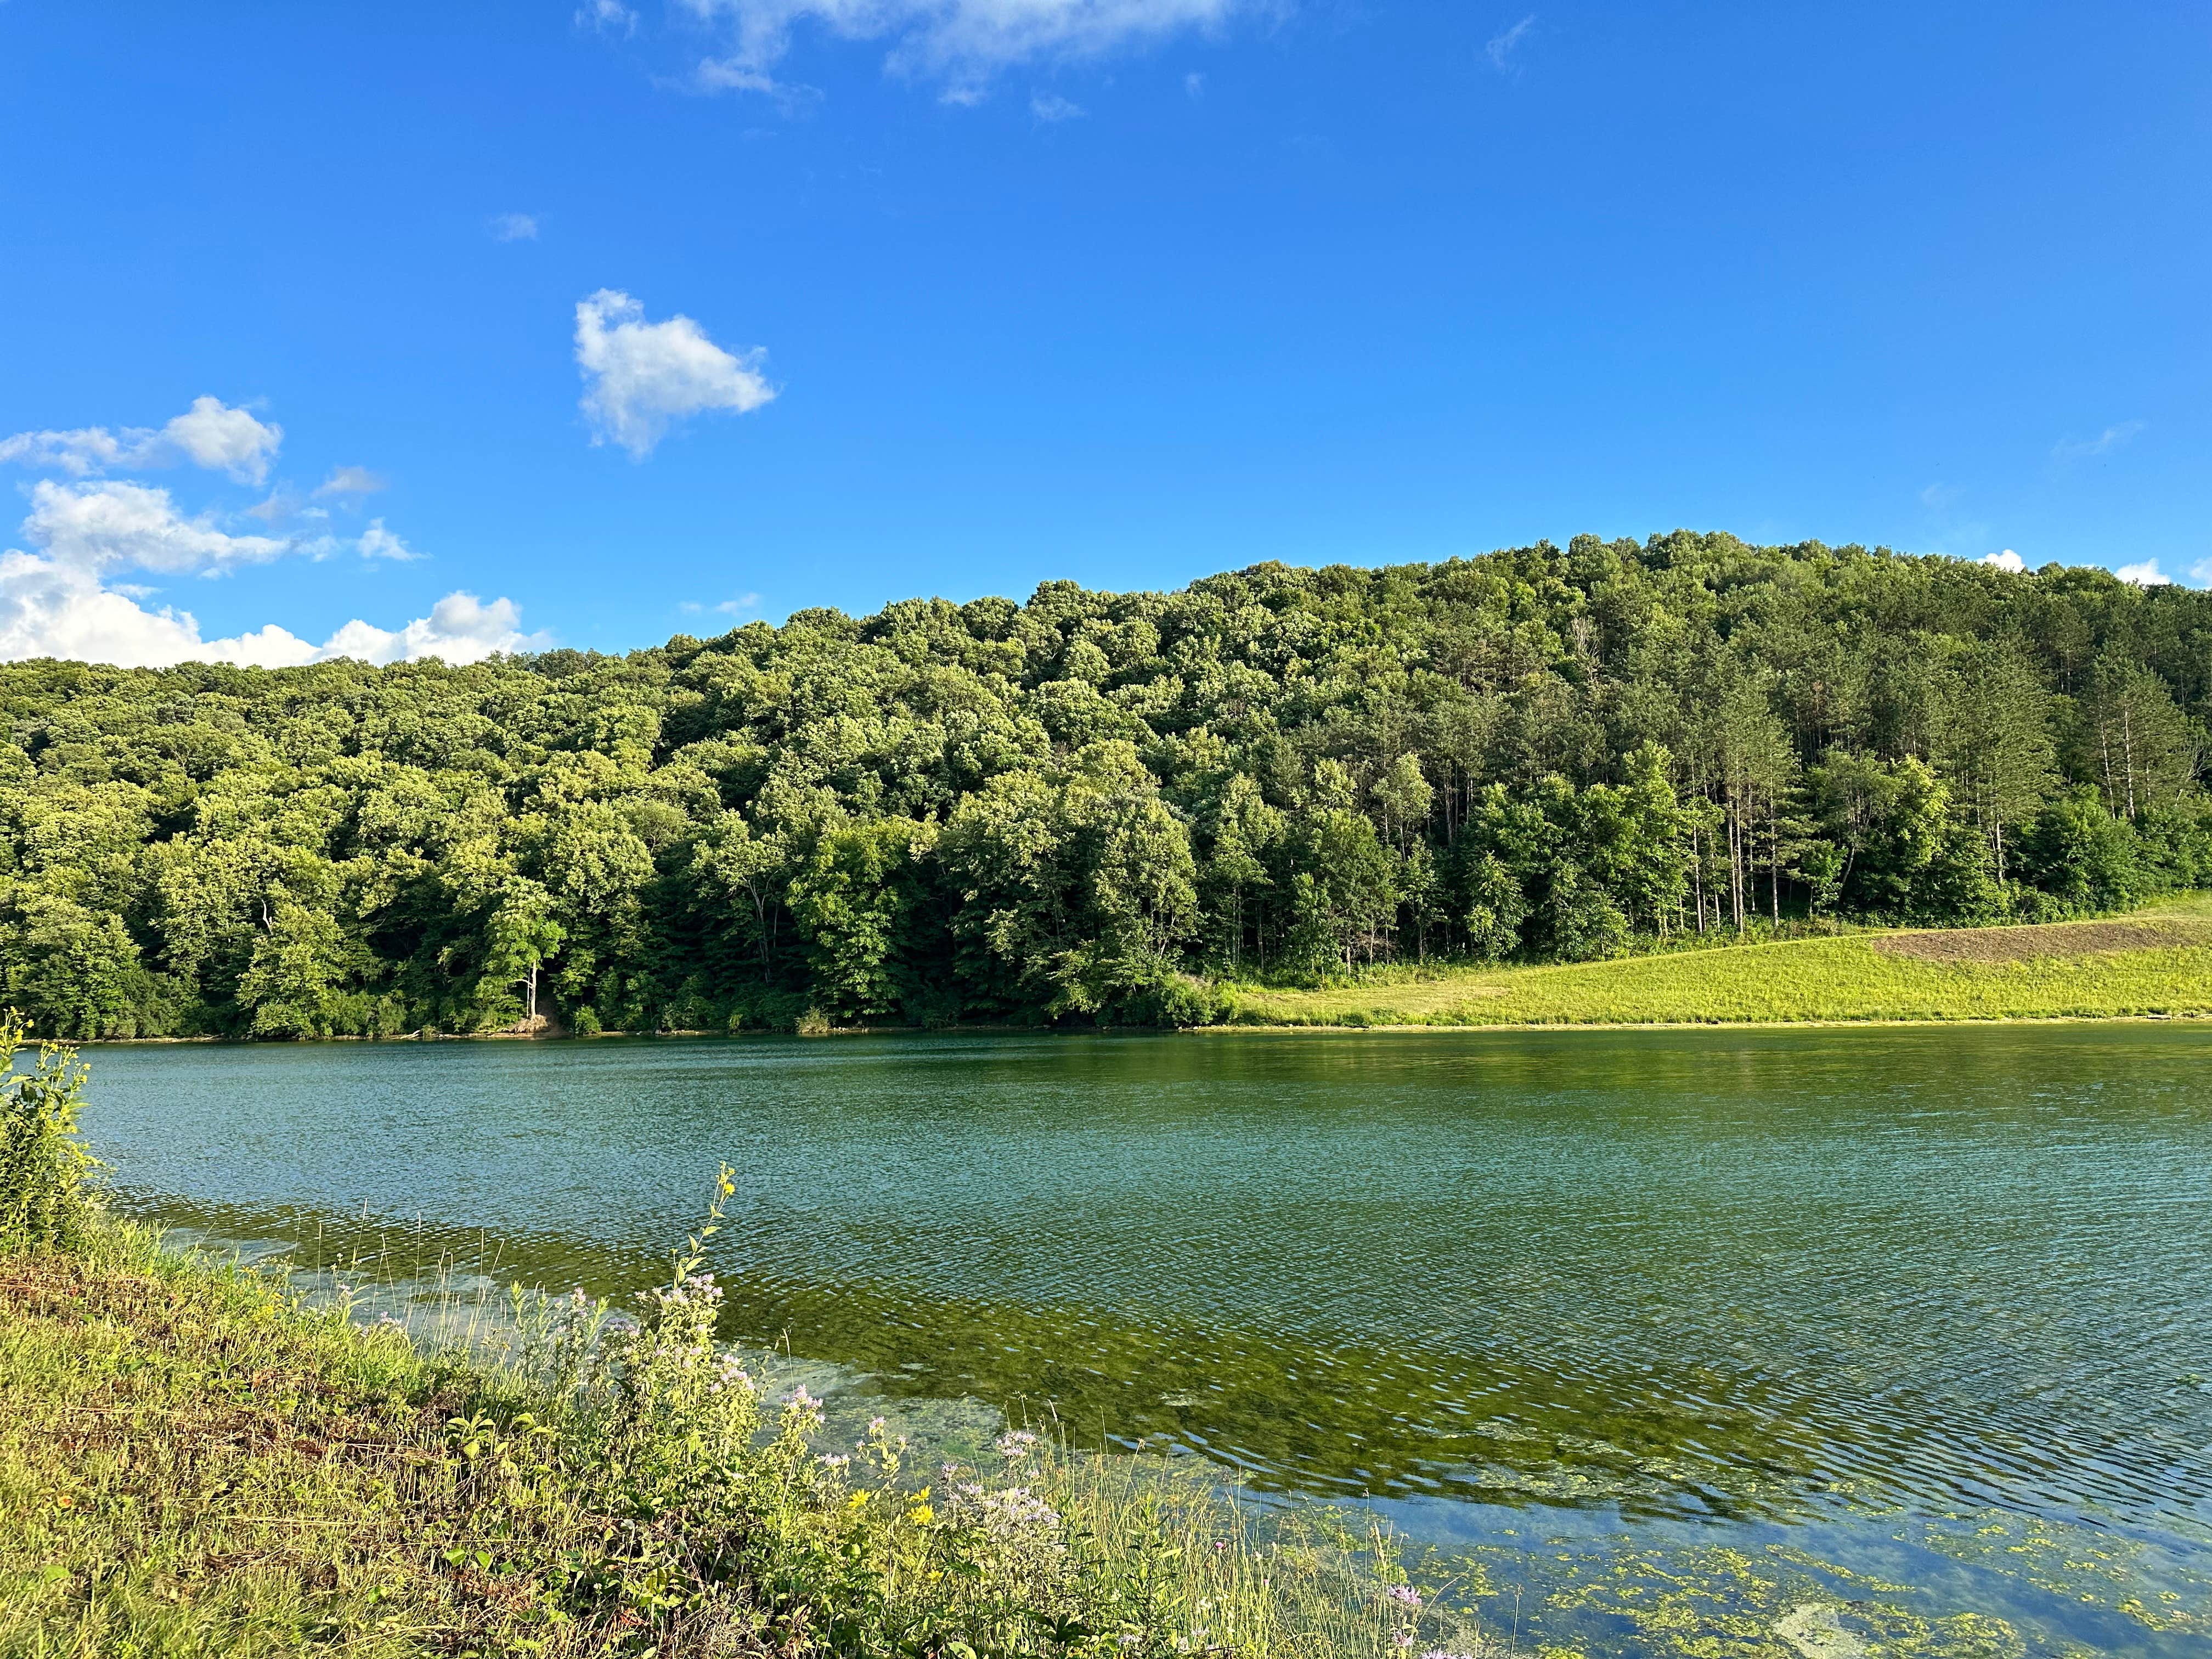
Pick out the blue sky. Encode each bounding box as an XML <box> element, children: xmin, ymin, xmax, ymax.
<box><xmin>1</xmin><ymin>2</ymin><xmax>2207</xmax><ymax>665</ymax></box>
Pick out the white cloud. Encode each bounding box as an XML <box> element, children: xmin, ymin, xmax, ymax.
<box><xmin>0</xmin><ymin>401</ymin><xmax>485</xmax><ymax>667</ymax></box>
<box><xmin>0</xmin><ymin>551</ymin><xmax>211</xmax><ymax>668</ymax></box>
<box><xmin>0</xmin><ymin>554</ymin><xmax>547</xmax><ymax>668</ymax></box>
<box><xmin>356</xmin><ymin>518</ymin><xmax>417</xmax><ymax>561</ymax></box>
<box><xmin>0</xmin><ymin>396</ymin><xmax>283</xmax><ymax>484</ymax></box>
<box><xmin>2053</xmin><ymin>420</ymin><xmax>2146</xmax><ymax>463</ymax></box>
<box><xmin>2192</xmin><ymin>558</ymin><xmax>2212</xmax><ymax>589</ymax></box>
<box><xmin>2117</xmin><ymin>560</ymin><xmax>2171</xmax><ymax>587</ymax></box>
<box><xmin>1184</xmin><ymin>70</ymin><xmax>1204</xmax><ymax>97</ymax></box>
<box><xmin>313</xmin><ymin>465</ymin><xmax>387</xmax><ymax>498</ymax></box>
<box><xmin>1030</xmin><ymin>90</ymin><xmax>1085</xmax><ymax>120</ymax></box>
<box><xmin>578</xmin><ymin>0</ymin><xmax>639</xmax><ymax>32</ymax></box>
<box><xmin>22</xmin><ymin>479</ymin><xmax>287</xmax><ymax>574</ymax></box>
<box><xmin>162</xmin><ymin>397</ymin><xmax>285</xmax><ymax>483</ymax></box>
<box><xmin>490</xmin><ymin>212</ymin><xmax>541</xmax><ymax>241</ymax></box>
<box><xmin>1486</xmin><ymin>14</ymin><xmax>1536</xmax><ymax>71</ymax></box>
<box><xmin>1982</xmin><ymin>549</ymin><xmax>2025</xmax><ymax>573</ymax></box>
<box><xmin>680</xmin><ymin>0</ymin><xmax>1241</xmax><ymax>89</ymax></box>
<box><xmin>574</xmin><ymin>289</ymin><xmax>777</xmax><ymax>458</ymax></box>
<box><xmin>309</xmin><ymin>592</ymin><xmax>548</xmax><ymax>664</ymax></box>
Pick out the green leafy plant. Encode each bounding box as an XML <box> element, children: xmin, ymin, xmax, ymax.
<box><xmin>0</xmin><ymin>1008</ymin><xmax>98</xmax><ymax>1251</ymax></box>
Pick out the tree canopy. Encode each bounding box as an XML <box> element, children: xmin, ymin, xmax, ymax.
<box><xmin>5</xmin><ymin>532</ymin><xmax>2210</xmax><ymax>1037</ymax></box>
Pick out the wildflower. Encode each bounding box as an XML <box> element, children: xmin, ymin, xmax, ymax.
<box><xmin>1423</xmin><ymin>1651</ymin><xmax>1478</xmax><ymax>1659</ymax></box>
<box><xmin>54</xmin><ymin>1494</ymin><xmax>74</xmax><ymax>1509</ymax></box>
<box><xmin>868</xmin><ymin>1415</ymin><xmax>887</xmax><ymax>1434</ymax></box>
<box><xmin>1391</xmin><ymin>1632</ymin><xmax>1414</xmax><ymax>1650</ymax></box>
<box><xmin>1212</xmin><ymin>1539</ymin><xmax>1229</xmax><ymax>1551</ymax></box>
<box><xmin>996</xmin><ymin>1428</ymin><xmax>1040</xmax><ymax>1459</ymax></box>
<box><xmin>818</xmin><ymin>1453</ymin><xmax>851</xmax><ymax>1470</ymax></box>
<box><xmin>907</xmin><ymin>1502</ymin><xmax>935</xmax><ymax>1525</ymax></box>
<box><xmin>1386</xmin><ymin>1586</ymin><xmax>1423</xmax><ymax>1610</ymax></box>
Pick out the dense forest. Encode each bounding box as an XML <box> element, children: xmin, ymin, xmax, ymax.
<box><xmin>4</xmin><ymin>532</ymin><xmax>2211</xmax><ymax>1038</ymax></box>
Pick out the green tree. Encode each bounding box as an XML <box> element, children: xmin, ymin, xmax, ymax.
<box><xmin>1</xmin><ymin>893</ymin><xmax>145</xmax><ymax>1041</ymax></box>
<box><xmin>786</xmin><ymin>818</ymin><xmax>933</xmax><ymax>1018</ymax></box>
<box><xmin>237</xmin><ymin>902</ymin><xmax>356</xmax><ymax>1039</ymax></box>
<box><xmin>483</xmin><ymin>879</ymin><xmax>567</xmax><ymax>1031</ymax></box>
<box><xmin>1931</xmin><ymin>641</ymin><xmax>2056</xmax><ymax>880</ymax></box>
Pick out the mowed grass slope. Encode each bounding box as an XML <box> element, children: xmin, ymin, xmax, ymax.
<box><xmin>1216</xmin><ymin>898</ymin><xmax>2212</xmax><ymax>1029</ymax></box>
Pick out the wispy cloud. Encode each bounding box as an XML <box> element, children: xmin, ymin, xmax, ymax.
<box><xmin>314</xmin><ymin>465</ymin><xmax>386</xmax><ymax>499</ymax></box>
<box><xmin>490</xmin><ymin>212</ymin><xmax>540</xmax><ymax>242</ymax></box>
<box><xmin>1486</xmin><ymin>14</ymin><xmax>1536</xmax><ymax>72</ymax></box>
<box><xmin>1184</xmin><ymin>70</ymin><xmax>1205</xmax><ymax>98</ymax></box>
<box><xmin>676</xmin><ymin>0</ymin><xmax>1242</xmax><ymax>94</ymax></box>
<box><xmin>357</xmin><ymin>519</ymin><xmax>417</xmax><ymax>561</ymax></box>
<box><xmin>574</xmin><ymin>289</ymin><xmax>777</xmax><ymax>459</ymax></box>
<box><xmin>2053</xmin><ymin>420</ymin><xmax>2145</xmax><ymax>463</ymax></box>
<box><xmin>576</xmin><ymin>0</ymin><xmax>637</xmax><ymax>35</ymax></box>
<box><xmin>1030</xmin><ymin>91</ymin><xmax>1085</xmax><ymax>121</ymax></box>
<box><xmin>681</xmin><ymin>592</ymin><xmax>763</xmax><ymax>617</ymax></box>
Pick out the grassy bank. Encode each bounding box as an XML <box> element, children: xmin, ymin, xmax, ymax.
<box><xmin>0</xmin><ymin>1240</ymin><xmax>1481</xmax><ymax>1659</ymax></box>
<box><xmin>0</xmin><ymin>1023</ymin><xmax>1487</xmax><ymax>1659</ymax></box>
<box><xmin>1214</xmin><ymin>898</ymin><xmax>2212</xmax><ymax>1029</ymax></box>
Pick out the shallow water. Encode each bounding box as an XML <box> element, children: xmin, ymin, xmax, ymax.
<box><xmin>82</xmin><ymin>1025</ymin><xmax>2212</xmax><ymax>1655</ymax></box>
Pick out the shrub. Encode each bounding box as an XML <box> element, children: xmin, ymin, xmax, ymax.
<box><xmin>2019</xmin><ymin>788</ymin><xmax>2141</xmax><ymax>910</ymax></box>
<box><xmin>0</xmin><ymin>1009</ymin><xmax>98</xmax><ymax>1251</ymax></box>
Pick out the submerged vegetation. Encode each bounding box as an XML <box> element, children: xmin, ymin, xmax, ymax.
<box><xmin>5</xmin><ymin>534</ymin><xmax>2212</xmax><ymax>1036</ymax></box>
<box><xmin>0</xmin><ymin>1021</ymin><xmax>1482</xmax><ymax>1658</ymax></box>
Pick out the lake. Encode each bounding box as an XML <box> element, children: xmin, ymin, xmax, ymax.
<box><xmin>83</xmin><ymin>1025</ymin><xmax>2212</xmax><ymax>1656</ymax></box>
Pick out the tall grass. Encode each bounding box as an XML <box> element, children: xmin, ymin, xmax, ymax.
<box><xmin>0</xmin><ymin>1018</ymin><xmax>1499</xmax><ymax>1658</ymax></box>
<box><xmin>1216</xmin><ymin>900</ymin><xmax>2212</xmax><ymax>1029</ymax></box>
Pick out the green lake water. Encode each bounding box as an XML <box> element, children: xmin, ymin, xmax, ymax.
<box><xmin>82</xmin><ymin>1026</ymin><xmax>2212</xmax><ymax>1656</ymax></box>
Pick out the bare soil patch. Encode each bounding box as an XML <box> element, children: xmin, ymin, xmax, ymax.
<box><xmin>1872</xmin><ymin>919</ymin><xmax>2212</xmax><ymax>964</ymax></box>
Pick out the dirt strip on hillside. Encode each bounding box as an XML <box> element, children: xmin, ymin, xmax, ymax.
<box><xmin>1872</xmin><ymin>919</ymin><xmax>2212</xmax><ymax>964</ymax></box>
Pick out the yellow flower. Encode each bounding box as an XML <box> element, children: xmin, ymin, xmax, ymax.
<box><xmin>906</xmin><ymin>1503</ymin><xmax>935</xmax><ymax>1526</ymax></box>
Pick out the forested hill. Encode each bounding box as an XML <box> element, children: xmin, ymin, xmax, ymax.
<box><xmin>5</xmin><ymin>531</ymin><xmax>2211</xmax><ymax>1039</ymax></box>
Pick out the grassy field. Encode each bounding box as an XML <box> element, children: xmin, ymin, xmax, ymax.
<box><xmin>1214</xmin><ymin>896</ymin><xmax>2212</xmax><ymax>1029</ymax></box>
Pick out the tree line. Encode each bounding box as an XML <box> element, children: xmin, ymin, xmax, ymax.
<box><xmin>4</xmin><ymin>531</ymin><xmax>2209</xmax><ymax>1037</ymax></box>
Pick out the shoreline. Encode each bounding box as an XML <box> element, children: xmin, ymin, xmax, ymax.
<box><xmin>1193</xmin><ymin>1009</ymin><xmax>2211</xmax><ymax>1034</ymax></box>
<box><xmin>67</xmin><ymin>1007</ymin><xmax>2212</xmax><ymax>1045</ymax></box>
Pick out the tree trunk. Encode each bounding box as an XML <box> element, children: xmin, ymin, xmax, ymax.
<box><xmin>1729</xmin><ymin>809</ymin><xmax>1744</xmax><ymax>933</ymax></box>
<box><xmin>1770</xmin><ymin>803</ymin><xmax>1780</xmax><ymax>926</ymax></box>
<box><xmin>1692</xmin><ymin>825</ymin><xmax>1706</xmax><ymax>934</ymax></box>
